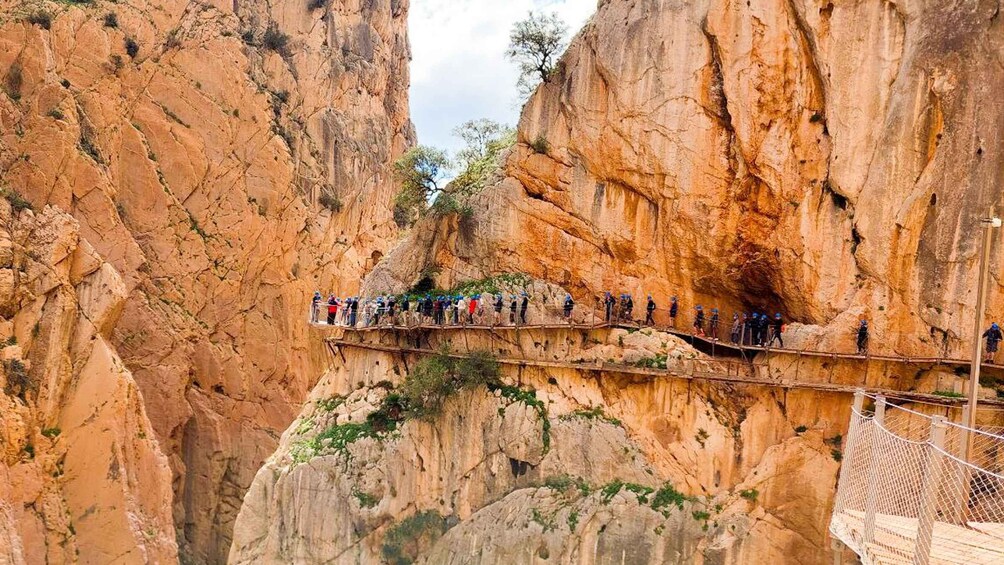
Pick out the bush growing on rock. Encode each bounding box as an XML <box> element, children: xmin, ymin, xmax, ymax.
<box><xmin>3</xmin><ymin>359</ymin><xmax>34</xmax><ymax>400</ymax></box>
<box><xmin>103</xmin><ymin>13</ymin><xmax>118</xmax><ymax>28</ymax></box>
<box><xmin>400</xmin><ymin>349</ymin><xmax>500</xmax><ymax>420</ymax></box>
<box><xmin>125</xmin><ymin>37</ymin><xmax>139</xmax><ymax>58</ymax></box>
<box><xmin>263</xmin><ymin>23</ymin><xmax>290</xmax><ymax>54</ymax></box>
<box><xmin>27</xmin><ymin>11</ymin><xmax>52</xmax><ymax>29</ymax></box>
<box><xmin>381</xmin><ymin>511</ymin><xmax>448</xmax><ymax>565</ymax></box>
<box><xmin>2</xmin><ymin>188</ymin><xmax>33</xmax><ymax>213</ymax></box>
<box><xmin>318</xmin><ymin>189</ymin><xmax>342</xmax><ymax>212</ymax></box>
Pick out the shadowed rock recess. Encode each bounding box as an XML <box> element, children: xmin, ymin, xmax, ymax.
<box><xmin>0</xmin><ymin>0</ymin><xmax>411</xmax><ymax>562</ymax></box>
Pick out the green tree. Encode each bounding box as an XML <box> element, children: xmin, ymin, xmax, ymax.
<box><xmin>451</xmin><ymin>120</ymin><xmax>515</xmax><ymax>197</ymax></box>
<box><xmin>392</xmin><ymin>146</ymin><xmax>451</xmax><ymax>227</ymax></box>
<box><xmin>506</xmin><ymin>11</ymin><xmax>568</xmax><ymax>98</ymax></box>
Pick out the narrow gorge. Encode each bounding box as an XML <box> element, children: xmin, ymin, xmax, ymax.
<box><xmin>2</xmin><ymin>0</ymin><xmax>1003</xmax><ymax>564</ymax></box>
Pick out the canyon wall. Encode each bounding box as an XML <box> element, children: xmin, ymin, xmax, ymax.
<box><xmin>0</xmin><ymin>0</ymin><xmax>412</xmax><ymax>561</ymax></box>
<box><xmin>369</xmin><ymin>0</ymin><xmax>1004</xmax><ymax>360</ymax></box>
<box><xmin>231</xmin><ymin>326</ymin><xmax>849</xmax><ymax>564</ymax></box>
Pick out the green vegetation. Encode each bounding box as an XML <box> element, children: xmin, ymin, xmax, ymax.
<box><xmin>262</xmin><ymin>23</ymin><xmax>290</xmax><ymax>54</ymax></box>
<box><xmin>561</xmin><ymin>406</ymin><xmax>622</xmax><ymax>427</ymax></box>
<box><xmin>634</xmin><ymin>354</ymin><xmax>668</xmax><ymax>370</ymax></box>
<box><xmin>27</xmin><ymin>11</ymin><xmax>52</xmax><ymax>29</ymax></box>
<box><xmin>315</xmin><ymin>395</ymin><xmax>345</xmax><ymax>412</ymax></box>
<box><xmin>103</xmin><ymin>13</ymin><xmax>118</xmax><ymax>28</ymax></box>
<box><xmin>400</xmin><ymin>348</ymin><xmax>500</xmax><ymax>420</ymax></box>
<box><xmin>739</xmin><ymin>488</ymin><xmax>759</xmax><ymax>502</ymax></box>
<box><xmin>407</xmin><ymin>272</ymin><xmax>532</xmax><ymax>300</ymax></box>
<box><xmin>934</xmin><ymin>390</ymin><xmax>965</xmax><ymax>398</ymax></box>
<box><xmin>79</xmin><ymin>133</ymin><xmax>101</xmax><ymax>162</ymax></box>
<box><xmin>4</xmin><ymin>336</ymin><xmax>16</xmax><ymax>346</ymax></box>
<box><xmin>451</xmin><ymin>119</ymin><xmax>515</xmax><ymax>198</ymax></box>
<box><xmin>567</xmin><ymin>510</ymin><xmax>579</xmax><ymax>530</ymax></box>
<box><xmin>491</xmin><ymin>383</ymin><xmax>550</xmax><ymax>452</ymax></box>
<box><xmin>4</xmin><ymin>62</ymin><xmax>22</xmax><ymax>102</ymax></box>
<box><xmin>352</xmin><ymin>489</ymin><xmax>380</xmax><ymax>509</ymax></box>
<box><xmin>530</xmin><ymin>508</ymin><xmax>557</xmax><ymax>532</ymax></box>
<box><xmin>695</xmin><ymin>428</ymin><xmax>710</xmax><ymax>447</ymax></box>
<box><xmin>41</xmin><ymin>428</ymin><xmax>61</xmax><ymax>439</ymax></box>
<box><xmin>543</xmin><ymin>474</ymin><xmax>591</xmax><ymax>497</ymax></box>
<box><xmin>529</xmin><ymin>134</ymin><xmax>549</xmax><ymax>155</ymax></box>
<box><xmin>308</xmin><ymin>0</ymin><xmax>327</xmax><ymax>10</ymax></box>
<box><xmin>831</xmin><ymin>449</ymin><xmax>843</xmax><ymax>462</ymax></box>
<box><xmin>692</xmin><ymin>510</ymin><xmax>711</xmax><ymax>521</ymax></box>
<box><xmin>392</xmin><ymin>145</ymin><xmax>451</xmax><ymax>227</ymax></box>
<box><xmin>3</xmin><ymin>359</ymin><xmax>33</xmax><ymax>400</ymax></box>
<box><xmin>650</xmin><ymin>482</ymin><xmax>690</xmax><ymax>516</ymax></box>
<box><xmin>47</xmin><ymin>109</ymin><xmax>65</xmax><ymax>120</ymax></box>
<box><xmin>318</xmin><ymin>189</ymin><xmax>342</xmax><ymax>213</ymax></box>
<box><xmin>125</xmin><ymin>37</ymin><xmax>139</xmax><ymax>58</ymax></box>
<box><xmin>794</xmin><ymin>425</ymin><xmax>808</xmax><ymax>434</ymax></box>
<box><xmin>381</xmin><ymin>511</ymin><xmax>448</xmax><ymax>565</ymax></box>
<box><xmin>506</xmin><ymin>11</ymin><xmax>568</xmax><ymax>97</ymax></box>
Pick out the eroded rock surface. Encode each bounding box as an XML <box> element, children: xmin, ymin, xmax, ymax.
<box><xmin>0</xmin><ymin>0</ymin><xmax>412</xmax><ymax>560</ymax></box>
<box><xmin>368</xmin><ymin>0</ymin><xmax>1004</xmax><ymax>360</ymax></box>
<box><xmin>0</xmin><ymin>202</ymin><xmax>176</xmax><ymax>564</ymax></box>
<box><xmin>231</xmin><ymin>329</ymin><xmax>847</xmax><ymax>563</ymax></box>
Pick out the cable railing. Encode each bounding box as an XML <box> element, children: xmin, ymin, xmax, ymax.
<box><xmin>830</xmin><ymin>391</ymin><xmax>1004</xmax><ymax>564</ymax></box>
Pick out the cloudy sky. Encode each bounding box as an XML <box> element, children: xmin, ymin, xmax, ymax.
<box><xmin>409</xmin><ymin>0</ymin><xmax>596</xmax><ymax>157</ymax></box>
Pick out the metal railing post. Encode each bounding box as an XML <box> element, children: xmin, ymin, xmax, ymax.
<box><xmin>913</xmin><ymin>416</ymin><xmax>947</xmax><ymax>565</ymax></box>
<box><xmin>863</xmin><ymin>395</ymin><xmax>886</xmax><ymax>543</ymax></box>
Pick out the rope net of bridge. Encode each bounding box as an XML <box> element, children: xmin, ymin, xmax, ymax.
<box><xmin>830</xmin><ymin>392</ymin><xmax>1004</xmax><ymax>564</ymax></box>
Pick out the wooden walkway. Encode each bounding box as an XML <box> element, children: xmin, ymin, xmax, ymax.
<box><xmin>832</xmin><ymin>507</ymin><xmax>1004</xmax><ymax>563</ymax></box>
<box><xmin>314</xmin><ymin>320</ymin><xmax>1004</xmax><ymax>373</ymax></box>
<box><xmin>324</xmin><ymin>338</ymin><xmax>1004</xmax><ymax>407</ymax></box>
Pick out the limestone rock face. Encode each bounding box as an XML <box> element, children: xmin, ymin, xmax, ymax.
<box><xmin>0</xmin><ymin>203</ymin><xmax>176</xmax><ymax>564</ymax></box>
<box><xmin>231</xmin><ymin>327</ymin><xmax>848</xmax><ymax>563</ymax></box>
<box><xmin>0</xmin><ymin>0</ymin><xmax>412</xmax><ymax>560</ymax></box>
<box><xmin>369</xmin><ymin>0</ymin><xmax>1004</xmax><ymax>360</ymax></box>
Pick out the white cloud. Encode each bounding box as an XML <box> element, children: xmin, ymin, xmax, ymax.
<box><xmin>409</xmin><ymin>0</ymin><xmax>596</xmax><ymax>157</ymax></box>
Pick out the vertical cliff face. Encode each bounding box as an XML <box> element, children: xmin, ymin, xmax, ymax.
<box><xmin>1</xmin><ymin>203</ymin><xmax>176</xmax><ymax>564</ymax></box>
<box><xmin>0</xmin><ymin>0</ymin><xmax>411</xmax><ymax>561</ymax></box>
<box><xmin>371</xmin><ymin>0</ymin><xmax>1004</xmax><ymax>359</ymax></box>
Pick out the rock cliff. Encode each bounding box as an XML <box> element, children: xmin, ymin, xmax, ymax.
<box><xmin>0</xmin><ymin>0</ymin><xmax>411</xmax><ymax>561</ymax></box>
<box><xmin>1</xmin><ymin>202</ymin><xmax>176</xmax><ymax>564</ymax></box>
<box><xmin>369</xmin><ymin>0</ymin><xmax>1004</xmax><ymax>359</ymax></box>
<box><xmin>231</xmin><ymin>326</ymin><xmax>847</xmax><ymax>564</ymax></box>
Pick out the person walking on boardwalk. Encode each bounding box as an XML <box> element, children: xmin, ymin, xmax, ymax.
<box><xmin>709</xmin><ymin>308</ymin><xmax>720</xmax><ymax>340</ymax></box>
<box><xmin>311</xmin><ymin>291</ymin><xmax>322</xmax><ymax>323</ymax></box>
<box><xmin>520</xmin><ymin>292</ymin><xmax>529</xmax><ymax>325</ymax></box>
<box><xmin>509</xmin><ymin>294</ymin><xmax>518</xmax><ymax>325</ymax></box>
<box><xmin>856</xmin><ymin>319</ymin><xmax>869</xmax><ymax>354</ymax></box>
<box><xmin>645</xmin><ymin>295</ymin><xmax>657</xmax><ymax>325</ymax></box>
<box><xmin>493</xmin><ymin>293</ymin><xmax>504</xmax><ymax>326</ymax></box>
<box><xmin>604</xmin><ymin>292</ymin><xmax>616</xmax><ymax>322</ymax></box>
<box><xmin>468</xmin><ymin>294</ymin><xmax>478</xmax><ymax>325</ymax></box>
<box><xmin>325</xmin><ymin>295</ymin><xmax>337</xmax><ymax>325</ymax></box>
<box><xmin>349</xmin><ymin>297</ymin><xmax>359</xmax><ymax>327</ymax></box>
<box><xmin>770</xmin><ymin>313</ymin><xmax>784</xmax><ymax>348</ymax></box>
<box><xmin>433</xmin><ymin>296</ymin><xmax>443</xmax><ymax>325</ymax></box>
<box><xmin>454</xmin><ymin>295</ymin><xmax>464</xmax><ymax>325</ymax></box>
<box><xmin>693</xmin><ymin>305</ymin><xmax>705</xmax><ymax>336</ymax></box>
<box><xmin>669</xmin><ymin>296</ymin><xmax>678</xmax><ymax>328</ymax></box>
<box><xmin>563</xmin><ymin>294</ymin><xmax>575</xmax><ymax>322</ymax></box>
<box><xmin>731</xmin><ymin>313</ymin><xmax>741</xmax><ymax>344</ymax></box>
<box><xmin>401</xmin><ymin>295</ymin><xmax>411</xmax><ymax>326</ymax></box>
<box><xmin>984</xmin><ymin>322</ymin><xmax>1003</xmax><ymax>363</ymax></box>
<box><xmin>620</xmin><ymin>294</ymin><xmax>634</xmax><ymax>323</ymax></box>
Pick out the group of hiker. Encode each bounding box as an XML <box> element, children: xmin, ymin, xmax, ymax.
<box><xmin>310</xmin><ymin>291</ymin><xmax>575</xmax><ymax>328</ymax></box>
<box><xmin>309</xmin><ymin>289</ymin><xmax>1004</xmax><ymax>362</ymax></box>
<box><xmin>605</xmin><ymin>293</ymin><xmax>789</xmax><ymax>348</ymax></box>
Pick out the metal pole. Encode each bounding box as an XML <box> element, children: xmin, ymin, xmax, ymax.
<box><xmin>966</xmin><ymin>212</ymin><xmax>999</xmax><ymax>462</ymax></box>
<box><xmin>913</xmin><ymin>416</ymin><xmax>947</xmax><ymax>565</ymax></box>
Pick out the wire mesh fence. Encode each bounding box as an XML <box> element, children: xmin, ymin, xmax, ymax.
<box><xmin>830</xmin><ymin>391</ymin><xmax>1004</xmax><ymax>564</ymax></box>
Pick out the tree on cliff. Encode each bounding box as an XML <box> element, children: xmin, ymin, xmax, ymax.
<box><xmin>452</xmin><ymin>119</ymin><xmax>515</xmax><ymax>197</ymax></box>
<box><xmin>506</xmin><ymin>11</ymin><xmax>568</xmax><ymax>98</ymax></box>
<box><xmin>392</xmin><ymin>146</ymin><xmax>451</xmax><ymax>227</ymax></box>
